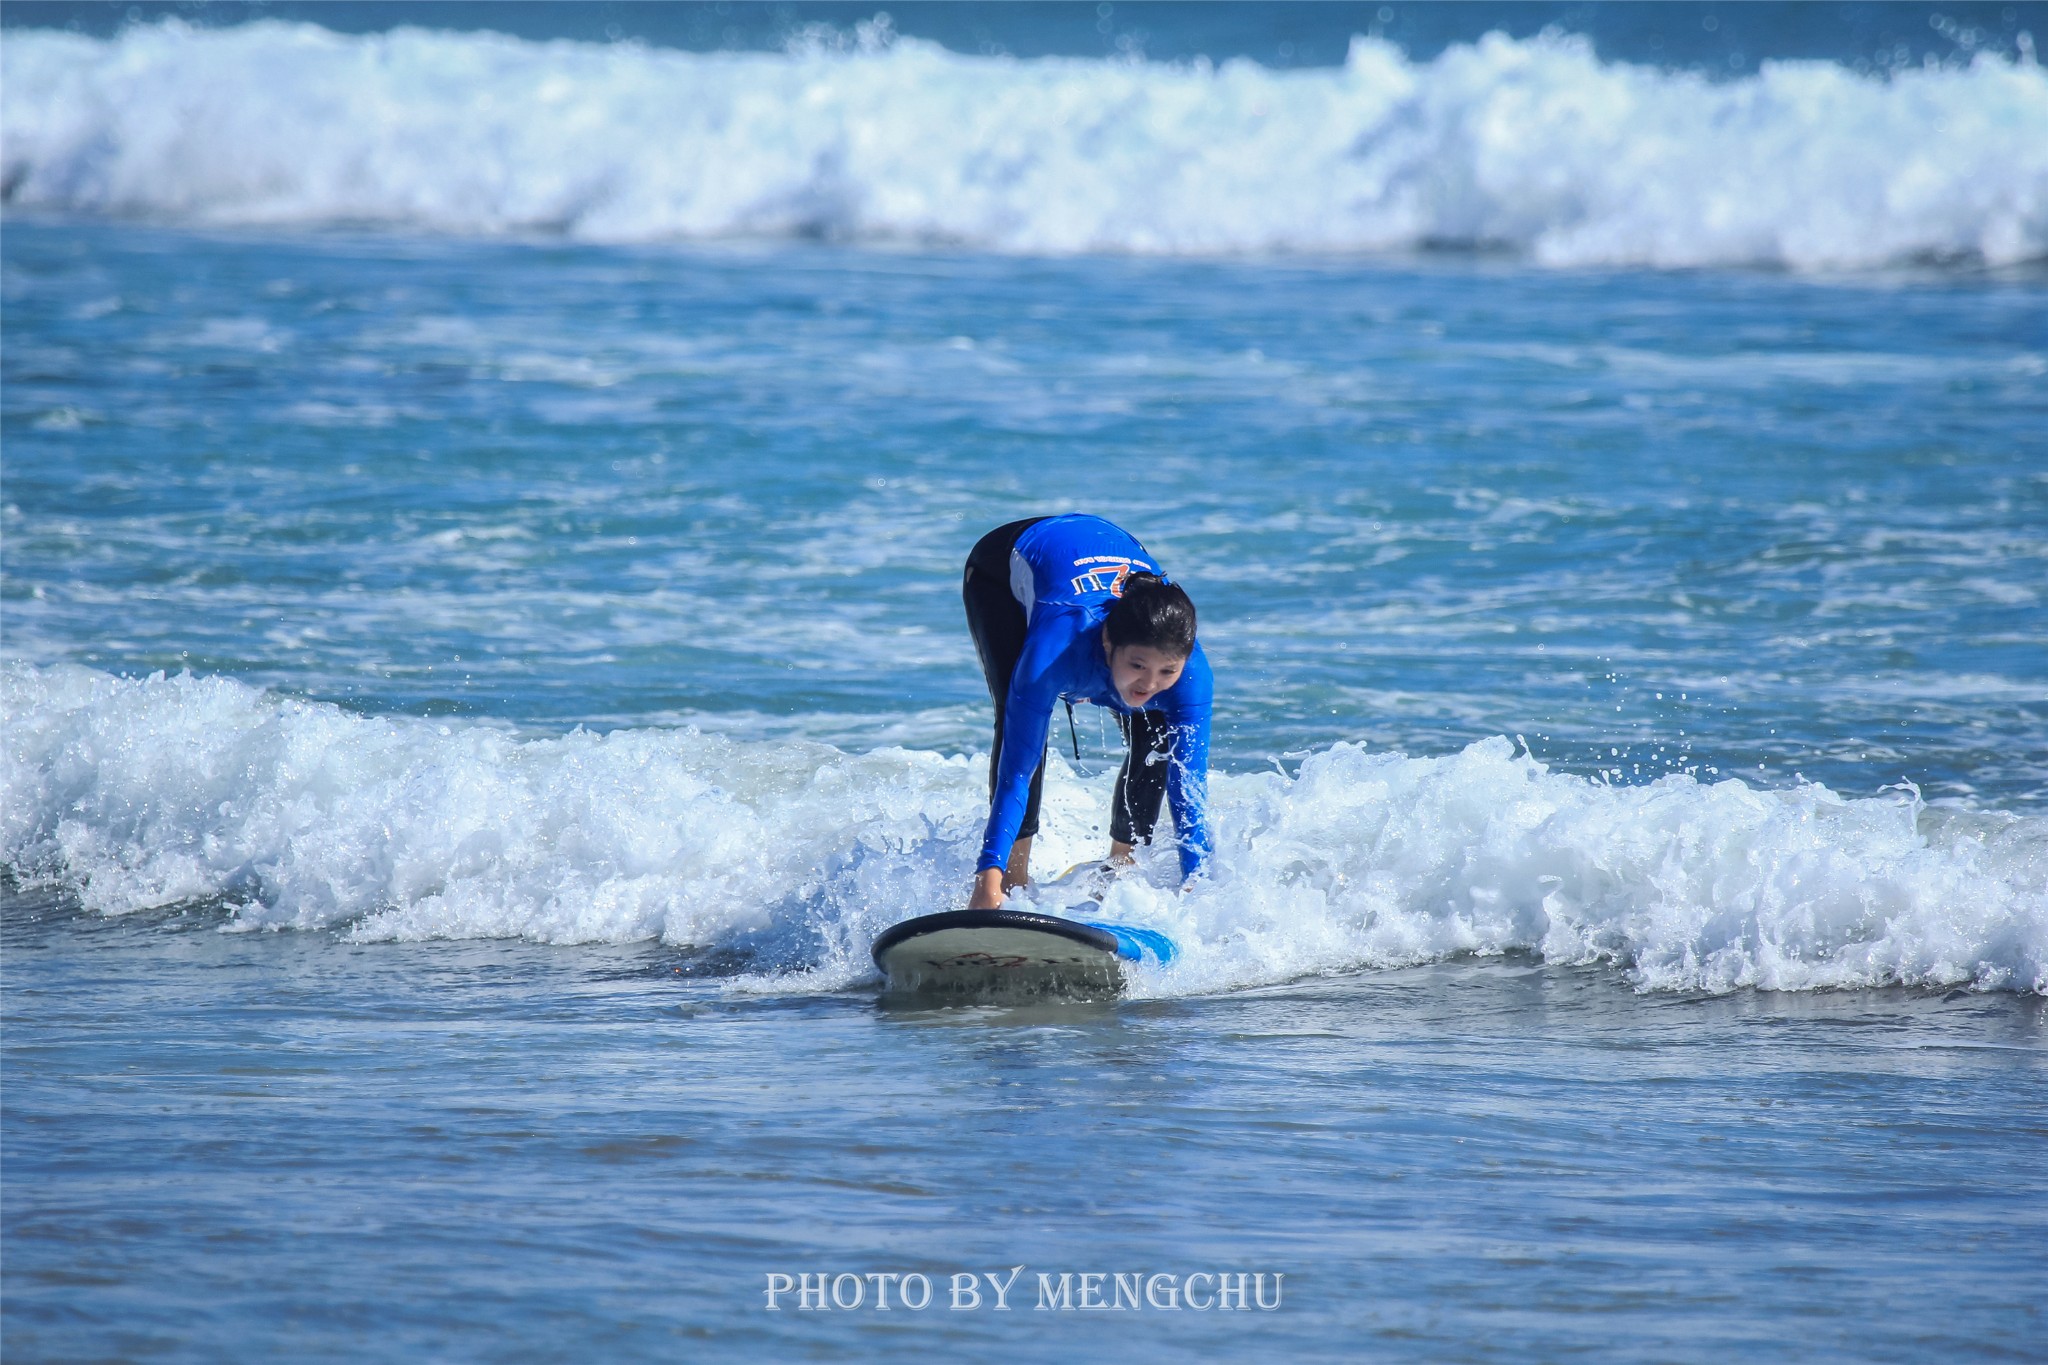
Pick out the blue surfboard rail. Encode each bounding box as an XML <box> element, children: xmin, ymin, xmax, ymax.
<box><xmin>1076</xmin><ymin>920</ymin><xmax>1177</xmax><ymax>966</ymax></box>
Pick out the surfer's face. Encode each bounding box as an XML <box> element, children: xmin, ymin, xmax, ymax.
<box><xmin>1105</xmin><ymin>641</ymin><xmax>1187</xmax><ymax>707</ymax></box>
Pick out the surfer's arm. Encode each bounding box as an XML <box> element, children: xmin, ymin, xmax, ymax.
<box><xmin>975</xmin><ymin>648</ymin><xmax>1059</xmax><ymax>888</ymax></box>
<box><xmin>1159</xmin><ymin>643</ymin><xmax>1215</xmax><ymax>884</ymax></box>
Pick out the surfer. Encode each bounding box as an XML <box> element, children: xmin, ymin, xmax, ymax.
<box><xmin>962</xmin><ymin>514</ymin><xmax>1213</xmax><ymax>910</ymax></box>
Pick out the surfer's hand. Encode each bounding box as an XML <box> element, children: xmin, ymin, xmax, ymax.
<box><xmin>968</xmin><ymin>867</ymin><xmax>1007</xmax><ymax>910</ymax></box>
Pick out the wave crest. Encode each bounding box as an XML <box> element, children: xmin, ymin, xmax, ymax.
<box><xmin>5</xmin><ymin>664</ymin><xmax>2042</xmax><ymax>995</ymax></box>
<box><xmin>4</xmin><ymin>20</ymin><xmax>2045</xmax><ymax>268</ymax></box>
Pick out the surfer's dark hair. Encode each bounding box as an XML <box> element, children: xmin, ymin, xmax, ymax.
<box><xmin>1105</xmin><ymin>573</ymin><xmax>1196</xmax><ymax>658</ymax></box>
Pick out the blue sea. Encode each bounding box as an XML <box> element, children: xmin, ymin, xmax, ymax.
<box><xmin>4</xmin><ymin>4</ymin><xmax>2046</xmax><ymax>1359</ymax></box>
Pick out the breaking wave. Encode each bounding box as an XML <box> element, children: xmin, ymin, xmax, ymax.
<box><xmin>6</xmin><ymin>663</ymin><xmax>2043</xmax><ymax>995</ymax></box>
<box><xmin>4</xmin><ymin>18</ymin><xmax>2046</xmax><ymax>268</ymax></box>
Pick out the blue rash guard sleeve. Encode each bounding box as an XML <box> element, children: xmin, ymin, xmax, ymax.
<box><xmin>977</xmin><ymin>630</ymin><xmax>1066</xmax><ymax>874</ymax></box>
<box><xmin>1156</xmin><ymin>641</ymin><xmax>1215</xmax><ymax>882</ymax></box>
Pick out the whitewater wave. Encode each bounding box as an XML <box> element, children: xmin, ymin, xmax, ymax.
<box><xmin>4</xmin><ymin>19</ymin><xmax>2045</xmax><ymax>268</ymax></box>
<box><xmin>5</xmin><ymin>663</ymin><xmax>2043</xmax><ymax>995</ymax></box>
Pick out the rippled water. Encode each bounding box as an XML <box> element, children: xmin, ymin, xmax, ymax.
<box><xmin>5</xmin><ymin>895</ymin><xmax>2044</xmax><ymax>1361</ymax></box>
<box><xmin>7</xmin><ymin>223</ymin><xmax>2044</xmax><ymax>799</ymax></box>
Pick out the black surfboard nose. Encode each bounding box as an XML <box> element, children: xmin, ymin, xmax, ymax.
<box><xmin>872</xmin><ymin>908</ymin><xmax>1125</xmax><ymax>998</ymax></box>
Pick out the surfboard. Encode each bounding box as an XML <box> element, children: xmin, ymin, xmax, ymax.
<box><xmin>871</xmin><ymin>908</ymin><xmax>1176</xmax><ymax>997</ymax></box>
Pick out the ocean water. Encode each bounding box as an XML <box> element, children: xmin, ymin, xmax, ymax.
<box><xmin>4</xmin><ymin>6</ymin><xmax>2048</xmax><ymax>1360</ymax></box>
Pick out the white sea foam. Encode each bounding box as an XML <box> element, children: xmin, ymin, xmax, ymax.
<box><xmin>5</xmin><ymin>663</ymin><xmax>2043</xmax><ymax>995</ymax></box>
<box><xmin>4</xmin><ymin>20</ymin><xmax>2045</xmax><ymax>268</ymax></box>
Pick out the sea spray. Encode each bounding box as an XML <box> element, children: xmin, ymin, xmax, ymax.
<box><xmin>7</xmin><ymin>663</ymin><xmax>2042</xmax><ymax>994</ymax></box>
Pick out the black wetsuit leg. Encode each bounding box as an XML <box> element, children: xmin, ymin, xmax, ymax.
<box><xmin>1110</xmin><ymin>708</ymin><xmax>1172</xmax><ymax>847</ymax></box>
<box><xmin>963</xmin><ymin>518</ymin><xmax>1051</xmax><ymax>845</ymax></box>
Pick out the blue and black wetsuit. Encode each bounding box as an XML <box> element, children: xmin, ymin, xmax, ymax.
<box><xmin>962</xmin><ymin>514</ymin><xmax>1213</xmax><ymax>882</ymax></box>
